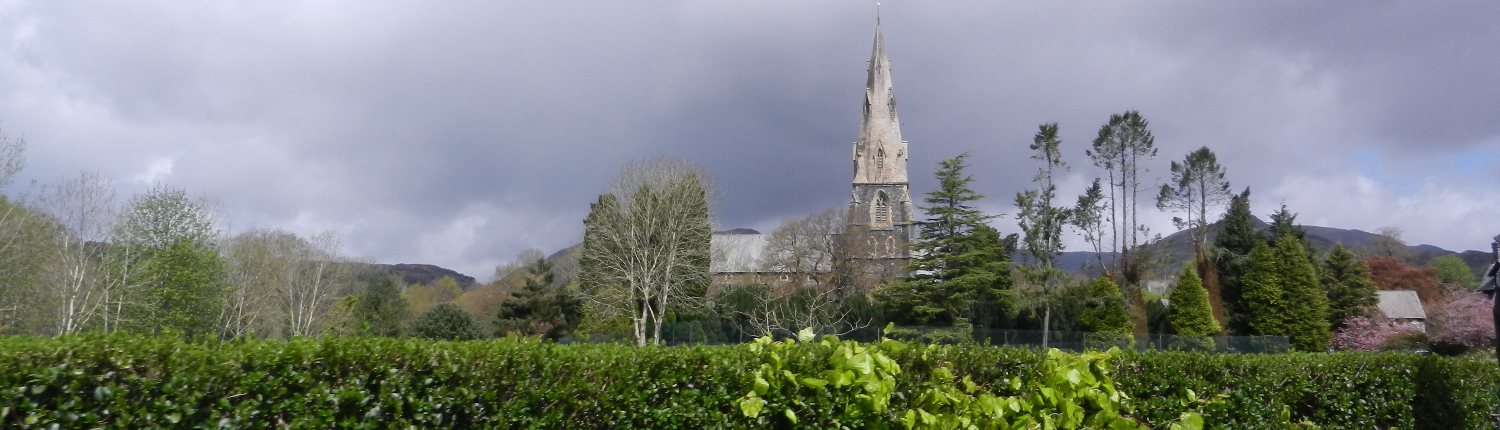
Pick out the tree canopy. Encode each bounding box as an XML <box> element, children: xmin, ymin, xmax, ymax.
<box><xmin>877</xmin><ymin>153</ymin><xmax>1013</xmax><ymax>328</ymax></box>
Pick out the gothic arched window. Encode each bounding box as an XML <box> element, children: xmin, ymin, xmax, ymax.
<box><xmin>874</xmin><ymin>191</ymin><xmax>890</xmax><ymax>228</ymax></box>
<box><xmin>876</xmin><ymin>148</ymin><xmax>886</xmax><ymax>174</ymax></box>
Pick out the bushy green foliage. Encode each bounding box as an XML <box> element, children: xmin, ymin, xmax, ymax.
<box><xmin>1321</xmin><ymin>244</ymin><xmax>1376</xmax><ymax>329</ymax></box>
<box><xmin>2</xmin><ymin>334</ymin><xmax>1496</xmax><ymax>429</ymax></box>
<box><xmin>1264</xmin><ymin>204</ymin><xmax>1314</xmax><ymax>260</ymax></box>
<box><xmin>1081</xmin><ymin>277</ymin><xmax>1133</xmax><ymax>336</ymax></box>
<box><xmin>138</xmin><ymin>239</ymin><xmax>226</xmax><ymax>336</ymax></box>
<box><xmin>355</xmin><ymin>276</ymin><xmax>409</xmax><ymax>337</ymax></box>
<box><xmin>739</xmin><ymin>327</ymin><xmax>1161</xmax><ymax>429</ymax></box>
<box><xmin>1274</xmin><ymin>238</ymin><xmax>1332</xmax><ymax>352</ymax></box>
<box><xmin>407</xmin><ymin>303</ymin><xmax>482</xmax><ymax>341</ymax></box>
<box><xmin>1429</xmin><ymin>254</ymin><xmax>1478</xmax><ymax>289</ymax></box>
<box><xmin>115</xmin><ymin>184</ymin><xmax>226</xmax><ymax>336</ymax></box>
<box><xmin>1117</xmin><ymin>351</ymin><xmax>1500</xmax><ymax>429</ymax></box>
<box><xmin>1167</xmin><ymin>266</ymin><xmax>1220</xmax><ymax>337</ymax></box>
<box><xmin>1240</xmin><ymin>241</ymin><xmax>1285</xmax><ymax>336</ymax></box>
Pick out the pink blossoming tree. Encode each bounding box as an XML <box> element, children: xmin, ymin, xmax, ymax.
<box><xmin>1429</xmin><ymin>290</ymin><xmax>1495</xmax><ymax>350</ymax></box>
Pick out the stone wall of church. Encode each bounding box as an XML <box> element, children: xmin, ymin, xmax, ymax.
<box><xmin>847</xmin><ymin>183</ymin><xmax>914</xmax><ymax>260</ymax></box>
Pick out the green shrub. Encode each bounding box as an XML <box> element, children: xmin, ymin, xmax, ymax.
<box><xmin>408</xmin><ymin>303</ymin><xmax>483</xmax><ymax>341</ymax></box>
<box><xmin>1380</xmin><ymin>330</ymin><xmax>1429</xmax><ymax>352</ymax></box>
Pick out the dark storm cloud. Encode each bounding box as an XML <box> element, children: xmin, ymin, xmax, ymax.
<box><xmin>1</xmin><ymin>1</ymin><xmax>1497</xmax><ymax>278</ymax></box>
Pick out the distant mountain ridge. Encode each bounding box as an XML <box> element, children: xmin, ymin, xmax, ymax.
<box><xmin>345</xmin><ymin>262</ymin><xmax>480</xmax><ymax>291</ymax></box>
<box><xmin>1052</xmin><ymin>217</ymin><xmax>1493</xmax><ymax>278</ymax></box>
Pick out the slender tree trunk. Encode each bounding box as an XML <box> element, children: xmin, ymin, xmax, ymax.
<box><xmin>1041</xmin><ymin>302</ymin><xmax>1051</xmax><ymax>350</ymax></box>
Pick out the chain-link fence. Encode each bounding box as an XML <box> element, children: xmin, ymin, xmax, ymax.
<box><xmin>566</xmin><ymin>322</ymin><xmax>1290</xmax><ymax>354</ymax></box>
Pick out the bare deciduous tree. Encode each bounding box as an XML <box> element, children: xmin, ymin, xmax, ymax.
<box><xmin>732</xmin><ymin>285</ymin><xmax>870</xmax><ymax>339</ymax></box>
<box><xmin>278</xmin><ymin>232</ymin><xmax>352</xmax><ymax>338</ymax></box>
<box><xmin>33</xmin><ymin>172</ymin><xmax>117</xmax><ymax>335</ymax></box>
<box><xmin>219</xmin><ymin>229</ymin><xmax>284</xmax><ymax>338</ymax></box>
<box><xmin>1365</xmin><ymin>226</ymin><xmax>1414</xmax><ymax>263</ymax></box>
<box><xmin>761</xmin><ymin>207</ymin><xmax>846</xmax><ymax>289</ymax></box>
<box><xmin>220</xmin><ymin>228</ymin><xmax>355</xmax><ymax>339</ymax></box>
<box><xmin>580</xmin><ymin>157</ymin><xmax>712</xmax><ymax>346</ymax></box>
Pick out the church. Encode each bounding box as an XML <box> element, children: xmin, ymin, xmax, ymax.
<box><xmin>710</xmin><ymin>20</ymin><xmax>916</xmax><ymax>290</ymax></box>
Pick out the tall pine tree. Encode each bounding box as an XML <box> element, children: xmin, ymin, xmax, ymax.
<box><xmin>1213</xmin><ymin>188</ymin><xmax>1257</xmax><ymax>335</ymax></box>
<box><xmin>1322</xmin><ymin>244</ymin><xmax>1376</xmax><ymax>329</ymax></box>
<box><xmin>877</xmin><ymin>153</ymin><xmax>1013</xmax><ymax>327</ymax></box>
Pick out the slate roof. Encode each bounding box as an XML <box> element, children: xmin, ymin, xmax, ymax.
<box><xmin>710</xmin><ymin>234</ymin><xmax>835</xmax><ymax>274</ymax></box>
<box><xmin>711</xmin><ymin>234</ymin><xmax>768</xmax><ymax>273</ymax></box>
<box><xmin>1480</xmin><ymin>262</ymin><xmax>1498</xmax><ymax>293</ymax></box>
<box><xmin>1376</xmin><ymin>290</ymin><xmax>1426</xmax><ymax>320</ymax></box>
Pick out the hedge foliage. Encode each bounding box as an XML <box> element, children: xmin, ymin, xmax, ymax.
<box><xmin>1</xmin><ymin>334</ymin><xmax>1496</xmax><ymax>429</ymax></box>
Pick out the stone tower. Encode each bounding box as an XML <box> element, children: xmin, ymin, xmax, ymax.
<box><xmin>847</xmin><ymin>19</ymin><xmax>915</xmax><ymax>268</ymax></box>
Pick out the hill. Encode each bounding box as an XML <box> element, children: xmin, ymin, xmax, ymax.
<box><xmin>1053</xmin><ymin>218</ymin><xmax>1494</xmax><ymax>279</ymax></box>
<box><xmin>345</xmin><ymin>262</ymin><xmax>479</xmax><ymax>291</ymax></box>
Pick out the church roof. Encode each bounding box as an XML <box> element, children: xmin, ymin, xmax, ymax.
<box><xmin>711</xmin><ymin>234</ymin><xmax>768</xmax><ymax>273</ymax></box>
<box><xmin>710</xmin><ymin>234</ymin><xmax>836</xmax><ymax>274</ymax></box>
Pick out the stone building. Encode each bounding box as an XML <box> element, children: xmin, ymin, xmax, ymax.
<box><xmin>710</xmin><ymin>20</ymin><xmax>915</xmax><ymax>290</ymax></box>
<box><xmin>845</xmin><ymin>19</ymin><xmax>916</xmax><ymax>270</ymax></box>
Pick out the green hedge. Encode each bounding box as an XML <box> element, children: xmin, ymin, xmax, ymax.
<box><xmin>1113</xmin><ymin>351</ymin><xmax>1500</xmax><ymax>429</ymax></box>
<box><xmin>1</xmin><ymin>335</ymin><xmax>1495</xmax><ymax>429</ymax></box>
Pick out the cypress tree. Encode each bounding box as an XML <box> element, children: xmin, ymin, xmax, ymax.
<box><xmin>1081</xmin><ymin>277</ymin><xmax>1133</xmax><ymax>335</ymax></box>
<box><xmin>1241</xmin><ymin>236</ymin><xmax>1333</xmax><ymax>351</ymax></box>
<box><xmin>1277</xmin><ymin>236</ymin><xmax>1332</xmax><ymax>351</ymax></box>
<box><xmin>1213</xmin><ymin>188</ymin><xmax>1256</xmax><ymax>335</ymax></box>
<box><xmin>1322</xmin><ymin>244</ymin><xmax>1377</xmax><ymax>329</ymax></box>
<box><xmin>1239</xmin><ymin>241</ymin><xmax>1285</xmax><ymax>336</ymax></box>
<box><xmin>1168</xmin><ymin>264</ymin><xmax>1220</xmax><ymax>336</ymax></box>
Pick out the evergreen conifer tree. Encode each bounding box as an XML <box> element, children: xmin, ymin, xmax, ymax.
<box><xmin>1277</xmin><ymin>236</ymin><xmax>1332</xmax><ymax>351</ymax></box>
<box><xmin>1322</xmin><ymin>244</ymin><xmax>1377</xmax><ymax>329</ymax></box>
<box><xmin>1239</xmin><ymin>241</ymin><xmax>1285</xmax><ymax>336</ymax></box>
<box><xmin>355</xmin><ymin>276</ymin><xmax>409</xmax><ymax>337</ymax></box>
<box><xmin>1213</xmin><ymin>188</ymin><xmax>1256</xmax><ymax>335</ymax></box>
<box><xmin>1081</xmin><ymin>277</ymin><xmax>1133</xmax><ymax>335</ymax></box>
<box><xmin>1241</xmin><ymin>236</ymin><xmax>1333</xmax><ymax>351</ymax></box>
<box><xmin>1266</xmin><ymin>204</ymin><xmax>1317</xmax><ymax>265</ymax></box>
<box><xmin>1167</xmin><ymin>265</ymin><xmax>1220</xmax><ymax>336</ymax></box>
<box><xmin>877</xmin><ymin>153</ymin><xmax>1013</xmax><ymax>326</ymax></box>
<box><xmin>494</xmin><ymin>257</ymin><xmax>583</xmax><ymax>339</ymax></box>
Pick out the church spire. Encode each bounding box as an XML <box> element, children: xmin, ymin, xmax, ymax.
<box><xmin>853</xmin><ymin>19</ymin><xmax>906</xmax><ymax>185</ymax></box>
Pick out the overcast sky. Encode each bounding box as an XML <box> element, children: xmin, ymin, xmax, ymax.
<box><xmin>2</xmin><ymin>1</ymin><xmax>1497</xmax><ymax>280</ymax></box>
